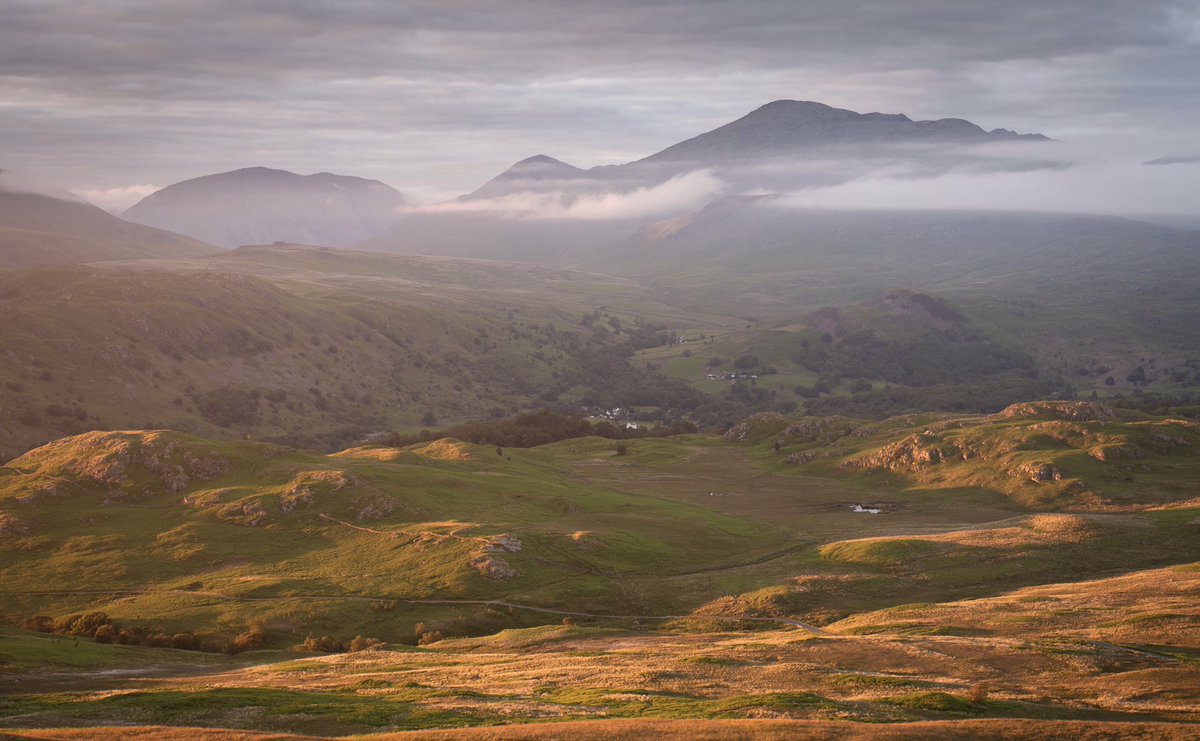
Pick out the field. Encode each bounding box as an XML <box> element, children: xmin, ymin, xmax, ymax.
<box><xmin>2</xmin><ymin>401</ymin><xmax>1199</xmax><ymax>736</ymax></box>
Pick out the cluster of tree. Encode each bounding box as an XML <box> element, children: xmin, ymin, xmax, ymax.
<box><xmin>801</xmin><ymin>378</ymin><xmax>1054</xmax><ymax>419</ymax></box>
<box><xmin>22</xmin><ymin>612</ymin><xmax>221</xmax><ymax>653</ymax></box>
<box><xmin>294</xmin><ymin>634</ymin><xmax>384</xmax><ymax>653</ymax></box>
<box><xmin>388</xmin><ymin>410</ymin><xmax>697</xmax><ymax>449</ymax></box>
<box><xmin>790</xmin><ymin>327</ymin><xmax>1033</xmax><ymax>387</ymax></box>
<box><xmin>684</xmin><ymin>383</ymin><xmax>802</xmax><ymax>432</ymax></box>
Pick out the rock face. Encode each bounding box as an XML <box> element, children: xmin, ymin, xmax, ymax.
<box><xmin>124</xmin><ymin>167</ymin><xmax>407</xmax><ymax>248</ymax></box>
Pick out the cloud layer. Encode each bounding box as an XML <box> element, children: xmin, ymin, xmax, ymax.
<box><xmin>2</xmin><ymin>1</ymin><xmax>1197</xmax><ymax>202</ymax></box>
<box><xmin>416</xmin><ymin>169</ymin><xmax>725</xmax><ymax>220</ymax></box>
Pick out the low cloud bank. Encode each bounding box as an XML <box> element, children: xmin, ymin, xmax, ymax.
<box><xmin>409</xmin><ymin>169</ymin><xmax>725</xmax><ymax>220</ymax></box>
<box><xmin>71</xmin><ymin>184</ymin><xmax>161</xmax><ymax>213</ymax></box>
<box><xmin>774</xmin><ymin>151</ymin><xmax>1200</xmax><ymax>216</ymax></box>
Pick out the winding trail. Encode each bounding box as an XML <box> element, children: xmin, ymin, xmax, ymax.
<box><xmin>0</xmin><ymin>589</ymin><xmax>829</xmax><ymax>635</ymax></box>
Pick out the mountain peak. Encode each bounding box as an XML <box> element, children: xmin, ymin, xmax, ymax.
<box><xmin>501</xmin><ymin>154</ymin><xmax>583</xmax><ymax>176</ymax></box>
<box><xmin>639</xmin><ymin>100</ymin><xmax>1049</xmax><ymax>163</ymax></box>
<box><xmin>123</xmin><ymin>168</ymin><xmax>407</xmax><ymax>248</ymax></box>
<box><xmin>462</xmin><ymin>154</ymin><xmax>586</xmax><ymax>200</ymax></box>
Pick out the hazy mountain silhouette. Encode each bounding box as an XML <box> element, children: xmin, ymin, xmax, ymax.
<box><xmin>124</xmin><ymin>167</ymin><xmax>407</xmax><ymax>248</ymax></box>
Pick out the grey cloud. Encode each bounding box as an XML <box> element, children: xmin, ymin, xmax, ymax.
<box><xmin>1</xmin><ymin>1</ymin><xmax>1197</xmax><ymax>200</ymax></box>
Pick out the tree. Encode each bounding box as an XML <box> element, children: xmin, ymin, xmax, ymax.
<box><xmin>421</xmin><ymin>410</ymin><xmax>438</xmax><ymax>426</ymax></box>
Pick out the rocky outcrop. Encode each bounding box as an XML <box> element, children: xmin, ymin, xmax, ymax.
<box><xmin>9</xmin><ymin>431</ymin><xmax>227</xmax><ymax>496</ymax></box>
<box><xmin>217</xmin><ymin>499</ymin><xmax>269</xmax><ymax>527</ymax></box>
<box><xmin>846</xmin><ymin>434</ymin><xmax>952</xmax><ymax>472</ymax></box>
<box><xmin>469</xmin><ymin>553</ymin><xmax>518</xmax><ymax>579</ymax></box>
<box><xmin>723</xmin><ymin>412</ymin><xmax>789</xmax><ymax>442</ymax></box>
<box><xmin>998</xmin><ymin>401</ymin><xmax>1117</xmax><ymax>423</ymax></box>
<box><xmin>355</xmin><ymin>496</ymin><xmax>395</xmax><ymax>522</ymax></box>
<box><xmin>467</xmin><ymin>533</ymin><xmax>523</xmax><ymax>579</ymax></box>
<box><xmin>0</xmin><ymin>511</ymin><xmax>30</xmax><ymax>536</ymax></box>
<box><xmin>1016</xmin><ymin>462</ymin><xmax>1064</xmax><ymax>483</ymax></box>
<box><xmin>280</xmin><ymin>469</ymin><xmax>355</xmax><ymax>512</ymax></box>
<box><xmin>1089</xmin><ymin>443</ymin><xmax>1144</xmax><ymax>462</ymax></box>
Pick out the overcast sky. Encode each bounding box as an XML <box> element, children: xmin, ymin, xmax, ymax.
<box><xmin>2</xmin><ymin>0</ymin><xmax>1198</xmax><ymax>210</ymax></box>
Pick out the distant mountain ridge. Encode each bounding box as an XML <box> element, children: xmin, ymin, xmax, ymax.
<box><xmin>636</xmin><ymin>100</ymin><xmax>1049</xmax><ymax>164</ymax></box>
<box><xmin>124</xmin><ymin>166</ymin><xmax>407</xmax><ymax>248</ymax></box>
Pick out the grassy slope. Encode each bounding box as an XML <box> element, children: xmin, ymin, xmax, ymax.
<box><xmin>0</xmin><ymin>191</ymin><xmax>218</xmax><ymax>270</ymax></box>
<box><xmin>3</xmin><ymin>565</ymin><xmax>1198</xmax><ymax>735</ymax></box>
<box><xmin>0</xmin><ymin>430</ymin><xmax>776</xmax><ymax>643</ymax></box>
<box><xmin>0</xmin><ymin>247</ymin><xmax>739</xmax><ymax>460</ymax></box>
<box><xmin>2</xmin><ymin>401</ymin><xmax>1198</xmax><ymax>640</ymax></box>
<box><xmin>1</xmin><ymin>408</ymin><xmax>1198</xmax><ymax>735</ymax></box>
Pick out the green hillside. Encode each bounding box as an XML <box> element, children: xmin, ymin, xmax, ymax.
<box><xmin>2</xmin><ymin>401</ymin><xmax>1197</xmax><ymax>648</ymax></box>
<box><xmin>0</xmin><ymin>249</ymin><xmax>736</xmax><ymax>460</ymax></box>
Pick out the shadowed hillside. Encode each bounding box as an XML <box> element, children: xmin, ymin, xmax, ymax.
<box><xmin>0</xmin><ymin>190</ymin><xmax>218</xmax><ymax>269</ymax></box>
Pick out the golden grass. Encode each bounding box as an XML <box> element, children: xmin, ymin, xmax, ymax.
<box><xmin>410</xmin><ymin>440</ymin><xmax>473</xmax><ymax>461</ymax></box>
<box><xmin>7</xmin><ymin>719</ymin><xmax>1199</xmax><ymax>740</ymax></box>
<box><xmin>829</xmin><ymin>563</ymin><xmax>1200</xmax><ymax>645</ymax></box>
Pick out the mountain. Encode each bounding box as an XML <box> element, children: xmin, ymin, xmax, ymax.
<box><xmin>0</xmin><ymin>177</ymin><xmax>217</xmax><ymax>270</ymax></box>
<box><xmin>124</xmin><ymin>167</ymin><xmax>407</xmax><ymax>248</ymax></box>
<box><xmin>637</xmin><ymin>99</ymin><xmax>1049</xmax><ymax>164</ymax></box>
<box><xmin>464</xmin><ymin>154</ymin><xmax>588</xmax><ymax>200</ymax></box>
<box><xmin>361</xmin><ymin>100</ymin><xmax>1056</xmax><ymax>257</ymax></box>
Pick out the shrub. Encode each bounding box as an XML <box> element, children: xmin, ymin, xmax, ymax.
<box><xmin>170</xmin><ymin>633</ymin><xmax>199</xmax><ymax>651</ymax></box>
<box><xmin>93</xmin><ymin>625</ymin><xmax>117</xmax><ymax>644</ymax></box>
<box><xmin>417</xmin><ymin>630</ymin><xmax>444</xmax><ymax>646</ymax></box>
<box><xmin>295</xmin><ymin>635</ymin><xmax>346</xmax><ymax>653</ymax></box>
<box><xmin>22</xmin><ymin>615</ymin><xmax>54</xmax><ymax>633</ymax></box>
<box><xmin>228</xmin><ymin>626</ymin><xmax>267</xmax><ymax>655</ymax></box>
<box><xmin>349</xmin><ymin>635</ymin><xmax>384</xmax><ymax>652</ymax></box>
<box><xmin>55</xmin><ymin>611</ymin><xmax>110</xmax><ymax>637</ymax></box>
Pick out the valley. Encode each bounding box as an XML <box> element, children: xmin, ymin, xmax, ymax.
<box><xmin>2</xmin><ymin>58</ymin><xmax>1199</xmax><ymax>737</ymax></box>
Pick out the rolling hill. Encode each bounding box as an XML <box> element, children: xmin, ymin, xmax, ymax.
<box><xmin>0</xmin><ymin>188</ymin><xmax>218</xmax><ymax>270</ymax></box>
<box><xmin>1</xmin><ymin>403</ymin><xmax>1198</xmax><ymax>735</ymax></box>
<box><xmin>2</xmin><ymin>402</ymin><xmax>1197</xmax><ymax>645</ymax></box>
<box><xmin>0</xmin><ymin>245</ymin><xmax>727</xmax><ymax>461</ymax></box>
<box><xmin>124</xmin><ymin>167</ymin><xmax>407</xmax><ymax>248</ymax></box>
